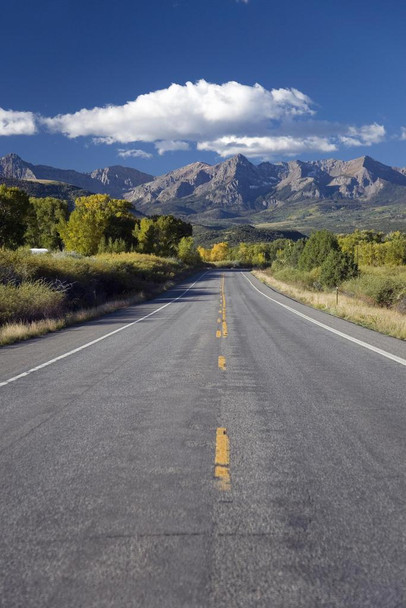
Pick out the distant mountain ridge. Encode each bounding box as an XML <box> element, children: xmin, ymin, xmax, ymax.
<box><xmin>0</xmin><ymin>153</ymin><xmax>153</xmax><ymax>198</ymax></box>
<box><xmin>126</xmin><ymin>153</ymin><xmax>406</xmax><ymax>211</ymax></box>
<box><xmin>1</xmin><ymin>152</ymin><xmax>406</xmax><ymax>231</ymax></box>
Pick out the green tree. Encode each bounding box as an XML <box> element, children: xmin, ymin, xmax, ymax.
<box><xmin>237</xmin><ymin>242</ymin><xmax>250</xmax><ymax>265</ymax></box>
<box><xmin>25</xmin><ymin>197</ymin><xmax>69</xmax><ymax>250</ymax></box>
<box><xmin>286</xmin><ymin>239</ymin><xmax>306</xmax><ymax>267</ymax></box>
<box><xmin>0</xmin><ymin>185</ymin><xmax>30</xmax><ymax>249</ymax></box>
<box><xmin>103</xmin><ymin>197</ymin><xmax>137</xmax><ymax>247</ymax></box>
<box><xmin>133</xmin><ymin>217</ymin><xmax>158</xmax><ymax>254</ymax></box>
<box><xmin>133</xmin><ymin>215</ymin><xmax>192</xmax><ymax>257</ymax></box>
<box><xmin>177</xmin><ymin>236</ymin><xmax>201</xmax><ymax>265</ymax></box>
<box><xmin>59</xmin><ymin>194</ymin><xmax>136</xmax><ymax>255</ymax></box>
<box><xmin>97</xmin><ymin>236</ymin><xmax>128</xmax><ymax>254</ymax></box>
<box><xmin>299</xmin><ymin>230</ymin><xmax>339</xmax><ymax>271</ymax></box>
<box><xmin>384</xmin><ymin>232</ymin><xmax>406</xmax><ymax>265</ymax></box>
<box><xmin>155</xmin><ymin>215</ymin><xmax>192</xmax><ymax>256</ymax></box>
<box><xmin>320</xmin><ymin>250</ymin><xmax>358</xmax><ymax>287</ymax></box>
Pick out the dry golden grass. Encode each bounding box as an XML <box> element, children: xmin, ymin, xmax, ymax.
<box><xmin>253</xmin><ymin>270</ymin><xmax>406</xmax><ymax>340</ymax></box>
<box><xmin>0</xmin><ymin>318</ymin><xmax>65</xmax><ymax>345</ymax></box>
<box><xmin>0</xmin><ymin>285</ymin><xmax>174</xmax><ymax>347</ymax></box>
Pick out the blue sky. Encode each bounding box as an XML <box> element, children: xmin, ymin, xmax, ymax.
<box><xmin>1</xmin><ymin>0</ymin><xmax>406</xmax><ymax>175</ymax></box>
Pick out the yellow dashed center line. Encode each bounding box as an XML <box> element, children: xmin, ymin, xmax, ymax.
<box><xmin>218</xmin><ymin>355</ymin><xmax>226</xmax><ymax>370</ymax></box>
<box><xmin>214</xmin><ymin>280</ymin><xmax>230</xmax><ymax>490</ymax></box>
<box><xmin>218</xmin><ymin>274</ymin><xmax>228</xmax><ymax>338</ymax></box>
<box><xmin>215</xmin><ymin>427</ymin><xmax>231</xmax><ymax>491</ymax></box>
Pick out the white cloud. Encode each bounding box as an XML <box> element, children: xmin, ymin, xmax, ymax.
<box><xmin>117</xmin><ymin>148</ymin><xmax>153</xmax><ymax>159</ymax></box>
<box><xmin>340</xmin><ymin>123</ymin><xmax>385</xmax><ymax>147</ymax></box>
<box><xmin>400</xmin><ymin>127</ymin><xmax>406</xmax><ymax>140</ymax></box>
<box><xmin>198</xmin><ymin>135</ymin><xmax>337</xmax><ymax>158</ymax></box>
<box><xmin>2</xmin><ymin>81</ymin><xmax>389</xmax><ymax>160</ymax></box>
<box><xmin>155</xmin><ymin>140</ymin><xmax>190</xmax><ymax>155</ymax></box>
<box><xmin>44</xmin><ymin>80</ymin><xmax>314</xmax><ymax>143</ymax></box>
<box><xmin>0</xmin><ymin>108</ymin><xmax>37</xmax><ymax>136</ymax></box>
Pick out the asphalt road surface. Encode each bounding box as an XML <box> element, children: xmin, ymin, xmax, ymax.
<box><xmin>1</xmin><ymin>269</ymin><xmax>405</xmax><ymax>607</ymax></box>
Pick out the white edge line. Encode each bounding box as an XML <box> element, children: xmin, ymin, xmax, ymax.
<box><xmin>242</xmin><ymin>272</ymin><xmax>406</xmax><ymax>368</ymax></box>
<box><xmin>0</xmin><ymin>271</ymin><xmax>209</xmax><ymax>388</ymax></box>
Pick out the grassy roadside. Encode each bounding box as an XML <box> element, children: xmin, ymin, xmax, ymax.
<box><xmin>0</xmin><ymin>250</ymin><xmax>201</xmax><ymax>346</ymax></box>
<box><xmin>253</xmin><ymin>269</ymin><xmax>406</xmax><ymax>340</ymax></box>
<box><xmin>0</xmin><ymin>286</ymin><xmax>169</xmax><ymax>347</ymax></box>
<box><xmin>0</xmin><ymin>292</ymin><xmax>143</xmax><ymax>346</ymax></box>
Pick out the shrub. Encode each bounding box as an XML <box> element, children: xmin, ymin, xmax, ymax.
<box><xmin>0</xmin><ymin>281</ymin><xmax>65</xmax><ymax>324</ymax></box>
<box><xmin>320</xmin><ymin>250</ymin><xmax>358</xmax><ymax>288</ymax></box>
<box><xmin>270</xmin><ymin>265</ymin><xmax>321</xmax><ymax>291</ymax></box>
<box><xmin>342</xmin><ymin>268</ymin><xmax>406</xmax><ymax>308</ymax></box>
<box><xmin>299</xmin><ymin>230</ymin><xmax>339</xmax><ymax>271</ymax></box>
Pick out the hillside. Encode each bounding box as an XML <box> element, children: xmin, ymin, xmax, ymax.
<box><xmin>193</xmin><ymin>224</ymin><xmax>305</xmax><ymax>248</ymax></box>
<box><xmin>0</xmin><ymin>153</ymin><xmax>154</xmax><ymax>198</ymax></box>
<box><xmin>127</xmin><ymin>154</ymin><xmax>406</xmax><ymax>231</ymax></box>
<box><xmin>0</xmin><ymin>176</ymin><xmax>93</xmax><ymax>208</ymax></box>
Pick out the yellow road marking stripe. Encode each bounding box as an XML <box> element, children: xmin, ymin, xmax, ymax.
<box><xmin>215</xmin><ymin>466</ymin><xmax>230</xmax><ymax>491</ymax></box>
<box><xmin>217</xmin><ymin>275</ymin><xmax>228</xmax><ymax>341</ymax></box>
<box><xmin>218</xmin><ymin>355</ymin><xmax>226</xmax><ymax>370</ymax></box>
<box><xmin>215</xmin><ymin>427</ymin><xmax>229</xmax><ymax>464</ymax></box>
<box><xmin>215</xmin><ymin>428</ymin><xmax>231</xmax><ymax>491</ymax></box>
<box><xmin>215</xmin><ymin>465</ymin><xmax>230</xmax><ymax>480</ymax></box>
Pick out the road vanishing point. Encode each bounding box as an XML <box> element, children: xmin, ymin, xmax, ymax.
<box><xmin>1</xmin><ymin>269</ymin><xmax>405</xmax><ymax>607</ymax></box>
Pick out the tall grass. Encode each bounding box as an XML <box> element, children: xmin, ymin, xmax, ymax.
<box><xmin>0</xmin><ymin>249</ymin><xmax>194</xmax><ymax>345</ymax></box>
<box><xmin>254</xmin><ymin>269</ymin><xmax>406</xmax><ymax>340</ymax></box>
<box><xmin>0</xmin><ymin>292</ymin><xmax>149</xmax><ymax>346</ymax></box>
<box><xmin>342</xmin><ymin>266</ymin><xmax>406</xmax><ymax>311</ymax></box>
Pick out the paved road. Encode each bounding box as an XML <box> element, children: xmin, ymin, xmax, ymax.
<box><xmin>0</xmin><ymin>269</ymin><xmax>405</xmax><ymax>607</ymax></box>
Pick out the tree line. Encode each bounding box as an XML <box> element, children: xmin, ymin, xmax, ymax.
<box><xmin>2</xmin><ymin>184</ymin><xmax>405</xmax><ymax>275</ymax></box>
<box><xmin>198</xmin><ymin>228</ymin><xmax>406</xmax><ymax>286</ymax></box>
<box><xmin>0</xmin><ymin>185</ymin><xmax>200</xmax><ymax>263</ymax></box>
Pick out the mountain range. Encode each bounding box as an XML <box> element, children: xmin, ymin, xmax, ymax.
<box><xmin>0</xmin><ymin>153</ymin><xmax>153</xmax><ymax>199</ymax></box>
<box><xmin>126</xmin><ymin>154</ymin><xmax>406</xmax><ymax>217</ymax></box>
<box><xmin>1</xmin><ymin>152</ymin><xmax>406</xmax><ymax>232</ymax></box>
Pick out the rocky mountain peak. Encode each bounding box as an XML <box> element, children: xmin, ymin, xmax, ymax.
<box><xmin>89</xmin><ymin>165</ymin><xmax>153</xmax><ymax>197</ymax></box>
<box><xmin>221</xmin><ymin>154</ymin><xmax>253</xmax><ymax>168</ymax></box>
<box><xmin>3</xmin><ymin>152</ymin><xmax>22</xmax><ymax>161</ymax></box>
<box><xmin>232</xmin><ymin>153</ymin><xmax>251</xmax><ymax>163</ymax></box>
<box><xmin>0</xmin><ymin>153</ymin><xmax>35</xmax><ymax>179</ymax></box>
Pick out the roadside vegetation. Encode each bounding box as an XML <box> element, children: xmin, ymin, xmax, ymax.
<box><xmin>0</xmin><ymin>185</ymin><xmax>202</xmax><ymax>345</ymax></box>
<box><xmin>254</xmin><ymin>230</ymin><xmax>406</xmax><ymax>340</ymax></box>
<box><xmin>0</xmin><ymin>249</ymin><xmax>198</xmax><ymax>345</ymax></box>
<box><xmin>199</xmin><ymin>229</ymin><xmax>406</xmax><ymax>340</ymax></box>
